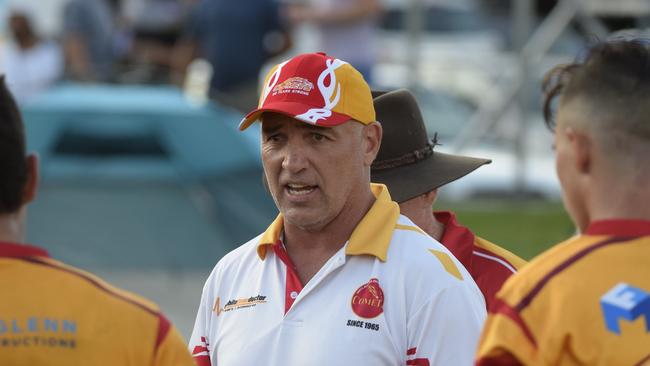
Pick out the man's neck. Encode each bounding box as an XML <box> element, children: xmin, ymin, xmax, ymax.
<box><xmin>0</xmin><ymin>213</ymin><xmax>25</xmax><ymax>244</ymax></box>
<box><xmin>589</xmin><ymin>183</ymin><xmax>650</xmax><ymax>226</ymax></box>
<box><xmin>403</xmin><ymin>206</ymin><xmax>445</xmax><ymax>241</ymax></box>
<box><xmin>425</xmin><ymin>215</ymin><xmax>446</xmax><ymax>242</ymax></box>
<box><xmin>283</xmin><ymin>189</ymin><xmax>376</xmax><ymax>285</ymax></box>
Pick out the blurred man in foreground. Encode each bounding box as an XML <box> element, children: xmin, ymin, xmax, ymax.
<box><xmin>189</xmin><ymin>52</ymin><xmax>486</xmax><ymax>366</ymax></box>
<box><xmin>0</xmin><ymin>77</ymin><xmax>194</xmax><ymax>366</ymax></box>
<box><xmin>371</xmin><ymin>89</ymin><xmax>526</xmax><ymax>310</ymax></box>
<box><xmin>476</xmin><ymin>39</ymin><xmax>650</xmax><ymax>365</ymax></box>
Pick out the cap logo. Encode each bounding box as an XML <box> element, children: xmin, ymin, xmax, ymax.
<box><xmin>351</xmin><ymin>278</ymin><xmax>384</xmax><ymax>319</ymax></box>
<box><xmin>272</xmin><ymin>77</ymin><xmax>314</xmax><ymax>96</ymax></box>
<box><xmin>259</xmin><ymin>60</ymin><xmax>290</xmax><ymax>107</ymax></box>
<box><xmin>296</xmin><ymin>58</ymin><xmax>347</xmax><ymax>124</ymax></box>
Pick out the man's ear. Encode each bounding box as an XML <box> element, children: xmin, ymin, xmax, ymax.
<box><xmin>363</xmin><ymin>121</ymin><xmax>383</xmax><ymax>166</ymax></box>
<box><xmin>22</xmin><ymin>153</ymin><xmax>39</xmax><ymax>204</ymax></box>
<box><xmin>424</xmin><ymin>189</ymin><xmax>438</xmax><ymax>206</ymax></box>
<box><xmin>566</xmin><ymin>127</ymin><xmax>591</xmax><ymax>174</ymax></box>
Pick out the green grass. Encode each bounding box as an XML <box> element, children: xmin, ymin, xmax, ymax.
<box><xmin>436</xmin><ymin>200</ymin><xmax>576</xmax><ymax>260</ymax></box>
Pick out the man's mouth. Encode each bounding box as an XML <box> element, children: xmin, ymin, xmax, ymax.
<box><xmin>286</xmin><ymin>183</ymin><xmax>317</xmax><ymax>196</ymax></box>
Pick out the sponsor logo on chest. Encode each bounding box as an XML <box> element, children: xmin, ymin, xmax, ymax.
<box><xmin>351</xmin><ymin>278</ymin><xmax>384</xmax><ymax>318</ymax></box>
<box><xmin>213</xmin><ymin>295</ymin><xmax>268</xmax><ymax>316</ymax></box>
<box><xmin>346</xmin><ymin>278</ymin><xmax>384</xmax><ymax>332</ymax></box>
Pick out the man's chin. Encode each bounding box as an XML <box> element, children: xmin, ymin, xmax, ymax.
<box><xmin>282</xmin><ymin>209</ymin><xmax>328</xmax><ymax>232</ymax></box>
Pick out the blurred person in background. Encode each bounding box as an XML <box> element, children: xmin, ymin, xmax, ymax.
<box><xmin>3</xmin><ymin>9</ymin><xmax>63</xmax><ymax>103</ymax></box>
<box><xmin>287</xmin><ymin>0</ymin><xmax>382</xmax><ymax>82</ymax></box>
<box><xmin>371</xmin><ymin>89</ymin><xmax>526</xmax><ymax>310</ymax></box>
<box><xmin>0</xmin><ymin>77</ymin><xmax>194</xmax><ymax>365</ymax></box>
<box><xmin>124</xmin><ymin>0</ymin><xmax>196</xmax><ymax>83</ymax></box>
<box><xmin>476</xmin><ymin>39</ymin><xmax>650</xmax><ymax>365</ymax></box>
<box><xmin>62</xmin><ymin>0</ymin><xmax>118</xmax><ymax>81</ymax></box>
<box><xmin>171</xmin><ymin>0</ymin><xmax>291</xmax><ymax>113</ymax></box>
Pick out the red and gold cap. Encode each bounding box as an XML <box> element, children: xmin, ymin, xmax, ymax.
<box><xmin>239</xmin><ymin>52</ymin><xmax>376</xmax><ymax>130</ymax></box>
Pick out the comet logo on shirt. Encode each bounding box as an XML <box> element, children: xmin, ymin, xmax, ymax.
<box><xmin>351</xmin><ymin>278</ymin><xmax>384</xmax><ymax>319</ymax></box>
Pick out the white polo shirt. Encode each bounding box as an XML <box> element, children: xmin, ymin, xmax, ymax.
<box><xmin>189</xmin><ymin>184</ymin><xmax>486</xmax><ymax>366</ymax></box>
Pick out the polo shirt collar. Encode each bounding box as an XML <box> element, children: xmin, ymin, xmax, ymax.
<box><xmin>434</xmin><ymin>211</ymin><xmax>475</xmax><ymax>271</ymax></box>
<box><xmin>257</xmin><ymin>183</ymin><xmax>399</xmax><ymax>262</ymax></box>
<box><xmin>585</xmin><ymin>219</ymin><xmax>650</xmax><ymax>236</ymax></box>
<box><xmin>0</xmin><ymin>242</ymin><xmax>49</xmax><ymax>258</ymax></box>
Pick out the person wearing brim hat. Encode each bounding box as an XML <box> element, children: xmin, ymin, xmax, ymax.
<box><xmin>189</xmin><ymin>52</ymin><xmax>486</xmax><ymax>366</ymax></box>
<box><xmin>371</xmin><ymin>89</ymin><xmax>526</xmax><ymax>310</ymax></box>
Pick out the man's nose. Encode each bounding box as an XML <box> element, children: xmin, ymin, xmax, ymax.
<box><xmin>281</xmin><ymin>141</ymin><xmax>309</xmax><ymax>174</ymax></box>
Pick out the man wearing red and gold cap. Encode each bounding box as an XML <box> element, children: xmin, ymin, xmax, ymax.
<box><xmin>189</xmin><ymin>52</ymin><xmax>486</xmax><ymax>366</ymax></box>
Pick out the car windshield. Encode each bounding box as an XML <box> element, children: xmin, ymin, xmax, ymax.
<box><xmin>24</xmin><ymin>84</ymin><xmax>277</xmax><ymax>272</ymax></box>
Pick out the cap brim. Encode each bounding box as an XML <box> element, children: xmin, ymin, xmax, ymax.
<box><xmin>239</xmin><ymin>101</ymin><xmax>352</xmax><ymax>130</ymax></box>
<box><xmin>371</xmin><ymin>152</ymin><xmax>491</xmax><ymax>203</ymax></box>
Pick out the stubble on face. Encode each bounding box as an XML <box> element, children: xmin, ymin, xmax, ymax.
<box><xmin>260</xmin><ymin>114</ymin><xmax>368</xmax><ymax>232</ymax></box>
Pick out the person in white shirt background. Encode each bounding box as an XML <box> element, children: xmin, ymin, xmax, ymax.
<box><xmin>2</xmin><ymin>8</ymin><xmax>63</xmax><ymax>103</ymax></box>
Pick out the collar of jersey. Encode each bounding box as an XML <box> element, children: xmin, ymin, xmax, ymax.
<box><xmin>434</xmin><ymin>211</ymin><xmax>475</xmax><ymax>270</ymax></box>
<box><xmin>0</xmin><ymin>242</ymin><xmax>49</xmax><ymax>258</ymax></box>
<box><xmin>586</xmin><ymin>219</ymin><xmax>650</xmax><ymax>236</ymax></box>
<box><xmin>257</xmin><ymin>183</ymin><xmax>399</xmax><ymax>262</ymax></box>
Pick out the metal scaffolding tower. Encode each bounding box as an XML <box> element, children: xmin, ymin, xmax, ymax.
<box><xmin>449</xmin><ymin>0</ymin><xmax>650</xmax><ymax>194</ymax></box>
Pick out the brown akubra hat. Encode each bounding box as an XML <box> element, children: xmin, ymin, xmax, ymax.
<box><xmin>371</xmin><ymin>89</ymin><xmax>491</xmax><ymax>203</ymax></box>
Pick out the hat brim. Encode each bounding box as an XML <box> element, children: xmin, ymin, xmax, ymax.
<box><xmin>239</xmin><ymin>101</ymin><xmax>352</xmax><ymax>130</ymax></box>
<box><xmin>371</xmin><ymin>152</ymin><xmax>491</xmax><ymax>203</ymax></box>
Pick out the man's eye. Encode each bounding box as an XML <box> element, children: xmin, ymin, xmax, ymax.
<box><xmin>267</xmin><ymin>134</ymin><xmax>281</xmax><ymax>142</ymax></box>
<box><xmin>312</xmin><ymin>133</ymin><xmax>325</xmax><ymax>142</ymax></box>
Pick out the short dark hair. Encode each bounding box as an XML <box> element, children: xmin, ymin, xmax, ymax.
<box><xmin>542</xmin><ymin>39</ymin><xmax>650</xmax><ymax>140</ymax></box>
<box><xmin>0</xmin><ymin>77</ymin><xmax>28</xmax><ymax>214</ymax></box>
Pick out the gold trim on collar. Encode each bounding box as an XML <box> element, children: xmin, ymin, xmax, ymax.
<box><xmin>257</xmin><ymin>215</ymin><xmax>284</xmax><ymax>260</ymax></box>
<box><xmin>345</xmin><ymin>184</ymin><xmax>399</xmax><ymax>261</ymax></box>
<box><xmin>256</xmin><ymin>184</ymin><xmax>399</xmax><ymax>262</ymax></box>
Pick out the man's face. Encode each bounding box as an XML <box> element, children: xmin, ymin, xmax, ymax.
<box><xmin>261</xmin><ymin>113</ymin><xmax>368</xmax><ymax>231</ymax></box>
<box><xmin>554</xmin><ymin>103</ymin><xmax>590</xmax><ymax>232</ymax></box>
<box><xmin>9</xmin><ymin>14</ymin><xmax>31</xmax><ymax>44</ymax></box>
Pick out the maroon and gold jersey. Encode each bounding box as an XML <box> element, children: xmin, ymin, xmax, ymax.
<box><xmin>0</xmin><ymin>242</ymin><xmax>195</xmax><ymax>366</ymax></box>
<box><xmin>435</xmin><ymin>211</ymin><xmax>527</xmax><ymax>309</ymax></box>
<box><xmin>476</xmin><ymin>220</ymin><xmax>650</xmax><ymax>365</ymax></box>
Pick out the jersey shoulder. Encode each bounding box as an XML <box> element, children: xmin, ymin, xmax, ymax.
<box><xmin>473</xmin><ymin>236</ymin><xmax>527</xmax><ymax>271</ymax></box>
<box><xmin>21</xmin><ymin>256</ymin><xmax>162</xmax><ymax>317</ymax></box>
<box><xmin>200</xmin><ymin>233</ymin><xmax>266</xmax><ymax>293</ymax></box>
<box><xmin>390</xmin><ymin>215</ymin><xmax>476</xmax><ymax>288</ymax></box>
<box><xmin>496</xmin><ymin>234</ymin><xmax>612</xmax><ymax>306</ymax></box>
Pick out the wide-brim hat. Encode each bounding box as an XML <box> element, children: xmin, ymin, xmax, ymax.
<box><xmin>371</xmin><ymin>89</ymin><xmax>491</xmax><ymax>203</ymax></box>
